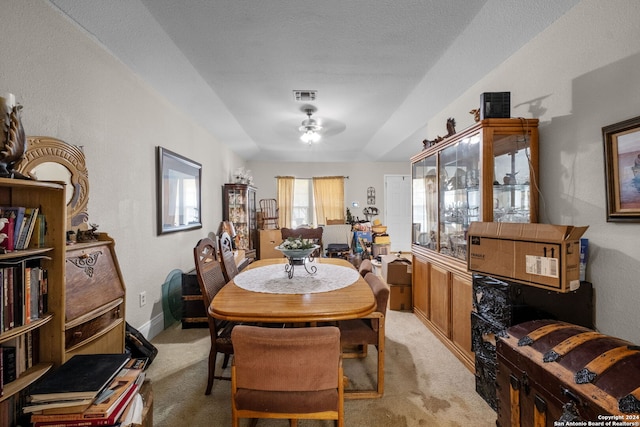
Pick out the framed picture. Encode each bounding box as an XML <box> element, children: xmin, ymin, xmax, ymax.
<box><xmin>602</xmin><ymin>115</ymin><xmax>640</xmax><ymax>222</ymax></box>
<box><xmin>156</xmin><ymin>147</ymin><xmax>202</xmax><ymax>234</ymax></box>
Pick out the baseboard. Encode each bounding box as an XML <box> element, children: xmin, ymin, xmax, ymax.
<box><xmin>138</xmin><ymin>312</ymin><xmax>165</xmax><ymax>340</ymax></box>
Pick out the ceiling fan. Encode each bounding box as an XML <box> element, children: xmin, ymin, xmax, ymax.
<box><xmin>299</xmin><ymin>107</ymin><xmax>322</xmax><ymax>144</ymax></box>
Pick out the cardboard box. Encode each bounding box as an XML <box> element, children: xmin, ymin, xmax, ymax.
<box><xmin>381</xmin><ymin>254</ymin><xmax>412</xmax><ymax>285</ymax></box>
<box><xmin>372</xmin><ymin>243</ymin><xmax>390</xmax><ymax>258</ymax></box>
<box><xmin>390</xmin><ymin>284</ymin><xmax>412</xmax><ymax>311</ymax></box>
<box><xmin>467</xmin><ymin>222</ymin><xmax>588</xmax><ymax>292</ymax></box>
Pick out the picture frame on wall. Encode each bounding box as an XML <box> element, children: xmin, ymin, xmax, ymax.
<box><xmin>602</xmin><ymin>115</ymin><xmax>640</xmax><ymax>222</ymax></box>
<box><xmin>156</xmin><ymin>146</ymin><xmax>202</xmax><ymax>234</ymax></box>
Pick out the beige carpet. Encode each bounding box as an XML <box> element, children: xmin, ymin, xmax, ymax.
<box><xmin>146</xmin><ymin>310</ymin><xmax>496</xmax><ymax>426</ymax></box>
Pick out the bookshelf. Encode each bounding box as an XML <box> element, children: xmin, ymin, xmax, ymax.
<box><xmin>0</xmin><ymin>178</ymin><xmax>66</xmax><ymax>415</ymax></box>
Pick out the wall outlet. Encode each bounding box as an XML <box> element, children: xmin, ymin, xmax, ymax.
<box><xmin>139</xmin><ymin>291</ymin><xmax>147</xmax><ymax>307</ymax></box>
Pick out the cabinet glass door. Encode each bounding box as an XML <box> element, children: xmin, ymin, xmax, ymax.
<box><xmin>439</xmin><ymin>134</ymin><xmax>480</xmax><ymax>261</ymax></box>
<box><xmin>412</xmin><ymin>155</ymin><xmax>438</xmax><ymax>249</ymax></box>
<box><xmin>492</xmin><ymin>131</ymin><xmax>532</xmax><ymax>223</ymax></box>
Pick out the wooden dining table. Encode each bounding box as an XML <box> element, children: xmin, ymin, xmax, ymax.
<box><xmin>209</xmin><ymin>257</ymin><xmax>376</xmax><ymax>323</ymax></box>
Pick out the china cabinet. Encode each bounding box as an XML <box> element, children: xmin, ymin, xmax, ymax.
<box><xmin>222</xmin><ymin>183</ymin><xmax>257</xmax><ymax>250</ymax></box>
<box><xmin>0</xmin><ymin>178</ymin><xmax>66</xmax><ymax>421</ymax></box>
<box><xmin>411</xmin><ymin>118</ymin><xmax>539</xmax><ymax>371</ymax></box>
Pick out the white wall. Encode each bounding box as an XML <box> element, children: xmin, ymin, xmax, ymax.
<box><xmin>0</xmin><ymin>1</ymin><xmax>246</xmax><ymax>335</ymax></box>
<box><xmin>247</xmin><ymin>161</ymin><xmax>409</xmax><ymax>225</ymax></box>
<box><xmin>424</xmin><ymin>0</ymin><xmax>640</xmax><ymax>343</ymax></box>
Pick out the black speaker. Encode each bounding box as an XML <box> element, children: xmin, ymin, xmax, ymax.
<box><xmin>480</xmin><ymin>92</ymin><xmax>511</xmax><ymax>119</ymax></box>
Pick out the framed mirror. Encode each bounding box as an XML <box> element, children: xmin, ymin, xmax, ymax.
<box><xmin>156</xmin><ymin>147</ymin><xmax>202</xmax><ymax>235</ymax></box>
<box><xmin>16</xmin><ymin>136</ymin><xmax>89</xmax><ymax>229</ymax></box>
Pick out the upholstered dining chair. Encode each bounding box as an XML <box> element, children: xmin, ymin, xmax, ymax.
<box><xmin>219</xmin><ymin>231</ymin><xmax>240</xmax><ymax>282</ymax></box>
<box><xmin>358</xmin><ymin>259</ymin><xmax>373</xmax><ymax>277</ymax></box>
<box><xmin>193</xmin><ymin>237</ymin><xmax>236</xmax><ymax>395</ymax></box>
<box><xmin>231</xmin><ymin>325</ymin><xmax>344</xmax><ymax>427</ymax></box>
<box><xmin>339</xmin><ymin>272</ymin><xmax>389</xmax><ymax>399</ymax></box>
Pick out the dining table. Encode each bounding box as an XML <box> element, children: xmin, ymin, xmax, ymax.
<box><xmin>209</xmin><ymin>257</ymin><xmax>376</xmax><ymax>323</ymax></box>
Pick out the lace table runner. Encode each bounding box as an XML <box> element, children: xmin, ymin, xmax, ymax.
<box><xmin>233</xmin><ymin>262</ymin><xmax>360</xmax><ymax>294</ymax></box>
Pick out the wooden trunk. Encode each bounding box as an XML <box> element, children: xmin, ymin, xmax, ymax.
<box><xmin>472</xmin><ymin>274</ymin><xmax>594</xmax><ymax>410</ymax></box>
<box><xmin>497</xmin><ymin>319</ymin><xmax>640</xmax><ymax>426</ymax></box>
<box><xmin>181</xmin><ymin>269</ymin><xmax>208</xmax><ymax>328</ymax></box>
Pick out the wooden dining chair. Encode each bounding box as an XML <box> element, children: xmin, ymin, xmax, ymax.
<box><xmin>339</xmin><ymin>272</ymin><xmax>389</xmax><ymax>399</ymax></box>
<box><xmin>219</xmin><ymin>231</ymin><xmax>240</xmax><ymax>282</ymax></box>
<box><xmin>231</xmin><ymin>325</ymin><xmax>344</xmax><ymax>427</ymax></box>
<box><xmin>193</xmin><ymin>236</ymin><xmax>236</xmax><ymax>395</ymax></box>
<box><xmin>281</xmin><ymin>226</ymin><xmax>323</xmax><ymax>258</ymax></box>
<box><xmin>259</xmin><ymin>198</ymin><xmax>279</xmax><ymax>229</ymax></box>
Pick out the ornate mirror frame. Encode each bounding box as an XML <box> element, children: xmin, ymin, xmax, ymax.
<box><xmin>16</xmin><ymin>136</ymin><xmax>90</xmax><ymax>229</ymax></box>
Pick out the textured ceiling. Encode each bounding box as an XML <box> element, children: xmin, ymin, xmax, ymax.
<box><xmin>48</xmin><ymin>0</ymin><xmax>578</xmax><ymax>162</ymax></box>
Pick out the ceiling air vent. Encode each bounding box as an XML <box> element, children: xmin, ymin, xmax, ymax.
<box><xmin>293</xmin><ymin>90</ymin><xmax>317</xmax><ymax>102</ymax></box>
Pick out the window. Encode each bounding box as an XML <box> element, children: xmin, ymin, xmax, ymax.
<box><xmin>292</xmin><ymin>179</ymin><xmax>315</xmax><ymax>227</ymax></box>
<box><xmin>277</xmin><ymin>176</ymin><xmax>345</xmax><ymax>228</ymax></box>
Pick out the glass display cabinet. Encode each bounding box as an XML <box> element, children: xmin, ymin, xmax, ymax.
<box><xmin>410</xmin><ymin>118</ymin><xmax>539</xmax><ymax>371</ymax></box>
<box><xmin>223</xmin><ymin>183</ymin><xmax>257</xmax><ymax>250</ymax></box>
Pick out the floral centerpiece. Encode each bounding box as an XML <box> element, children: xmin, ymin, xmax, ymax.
<box><xmin>275</xmin><ymin>236</ymin><xmax>319</xmax><ymax>259</ymax></box>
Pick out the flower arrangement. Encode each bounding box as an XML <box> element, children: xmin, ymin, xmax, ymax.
<box><xmin>279</xmin><ymin>236</ymin><xmax>315</xmax><ymax>250</ymax></box>
<box><xmin>234</xmin><ymin>167</ymin><xmax>253</xmax><ymax>184</ymax></box>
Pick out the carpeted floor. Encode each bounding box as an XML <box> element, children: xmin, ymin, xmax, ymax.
<box><xmin>146</xmin><ymin>310</ymin><xmax>496</xmax><ymax>426</ymax></box>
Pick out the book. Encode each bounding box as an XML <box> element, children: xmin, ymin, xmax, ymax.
<box><xmin>1</xmin><ymin>346</ymin><xmax>16</xmax><ymax>384</ymax></box>
<box><xmin>29</xmin><ymin>213</ymin><xmax>46</xmax><ymax>248</ymax></box>
<box><xmin>23</xmin><ymin>398</ymin><xmax>94</xmax><ymax>415</ymax></box>
<box><xmin>25</xmin><ymin>266</ymin><xmax>32</xmax><ymax>324</ymax></box>
<box><xmin>29</xmin><ymin>353</ymin><xmax>130</xmax><ymax>403</ymax></box>
<box><xmin>16</xmin><ymin>207</ymin><xmax>39</xmax><ymax>250</ymax></box>
<box><xmin>0</xmin><ymin>214</ymin><xmax>15</xmax><ymax>251</ymax></box>
<box><xmin>30</xmin><ymin>266</ymin><xmax>42</xmax><ymax>321</ymax></box>
<box><xmin>32</xmin><ymin>382</ymin><xmax>140</xmax><ymax>427</ymax></box>
<box><xmin>3</xmin><ymin>268</ymin><xmax>14</xmax><ymax>330</ymax></box>
<box><xmin>0</xmin><ymin>207</ymin><xmax>25</xmax><ymax>250</ymax></box>
<box><xmin>82</xmin><ymin>368</ymin><xmax>143</xmax><ymax>419</ymax></box>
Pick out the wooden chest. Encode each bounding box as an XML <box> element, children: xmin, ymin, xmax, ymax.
<box><xmin>472</xmin><ymin>274</ymin><xmax>594</xmax><ymax>410</ymax></box>
<box><xmin>181</xmin><ymin>269</ymin><xmax>208</xmax><ymax>328</ymax></box>
<box><xmin>497</xmin><ymin>319</ymin><xmax>640</xmax><ymax>426</ymax></box>
<box><xmin>64</xmin><ymin>237</ymin><xmax>126</xmax><ymax>359</ymax></box>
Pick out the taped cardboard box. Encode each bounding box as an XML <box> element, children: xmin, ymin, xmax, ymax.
<box><xmin>390</xmin><ymin>284</ymin><xmax>412</xmax><ymax>311</ymax></box>
<box><xmin>467</xmin><ymin>222</ymin><xmax>588</xmax><ymax>292</ymax></box>
<box><xmin>381</xmin><ymin>254</ymin><xmax>412</xmax><ymax>285</ymax></box>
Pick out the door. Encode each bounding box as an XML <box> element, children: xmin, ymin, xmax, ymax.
<box><xmin>384</xmin><ymin>175</ymin><xmax>411</xmax><ymax>252</ymax></box>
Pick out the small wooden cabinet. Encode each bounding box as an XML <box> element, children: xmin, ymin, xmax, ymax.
<box><xmin>411</xmin><ymin>118</ymin><xmax>539</xmax><ymax>372</ymax></box>
<box><xmin>64</xmin><ymin>235</ymin><xmax>126</xmax><ymax>360</ymax></box>
<box><xmin>258</xmin><ymin>229</ymin><xmax>283</xmax><ymax>260</ymax></box>
<box><xmin>222</xmin><ymin>183</ymin><xmax>257</xmax><ymax>251</ymax></box>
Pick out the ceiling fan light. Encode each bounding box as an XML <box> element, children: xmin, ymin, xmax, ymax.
<box><xmin>300</xmin><ymin>129</ymin><xmax>321</xmax><ymax>144</ymax></box>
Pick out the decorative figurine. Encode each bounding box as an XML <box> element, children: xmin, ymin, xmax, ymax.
<box><xmin>422</xmin><ymin>117</ymin><xmax>457</xmax><ymax>149</ymax></box>
<box><xmin>503</xmin><ymin>172</ymin><xmax>518</xmax><ymax>185</ymax></box>
<box><xmin>0</xmin><ymin>94</ymin><xmax>28</xmax><ymax>179</ymax></box>
<box><xmin>470</xmin><ymin>109</ymin><xmax>481</xmax><ymax>122</ymax></box>
<box><xmin>76</xmin><ymin>223</ymin><xmax>100</xmax><ymax>242</ymax></box>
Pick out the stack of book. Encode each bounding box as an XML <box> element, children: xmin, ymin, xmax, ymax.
<box><xmin>0</xmin><ymin>206</ymin><xmax>44</xmax><ymax>252</ymax></box>
<box><xmin>23</xmin><ymin>354</ymin><xmax>148</xmax><ymax>427</ymax></box>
